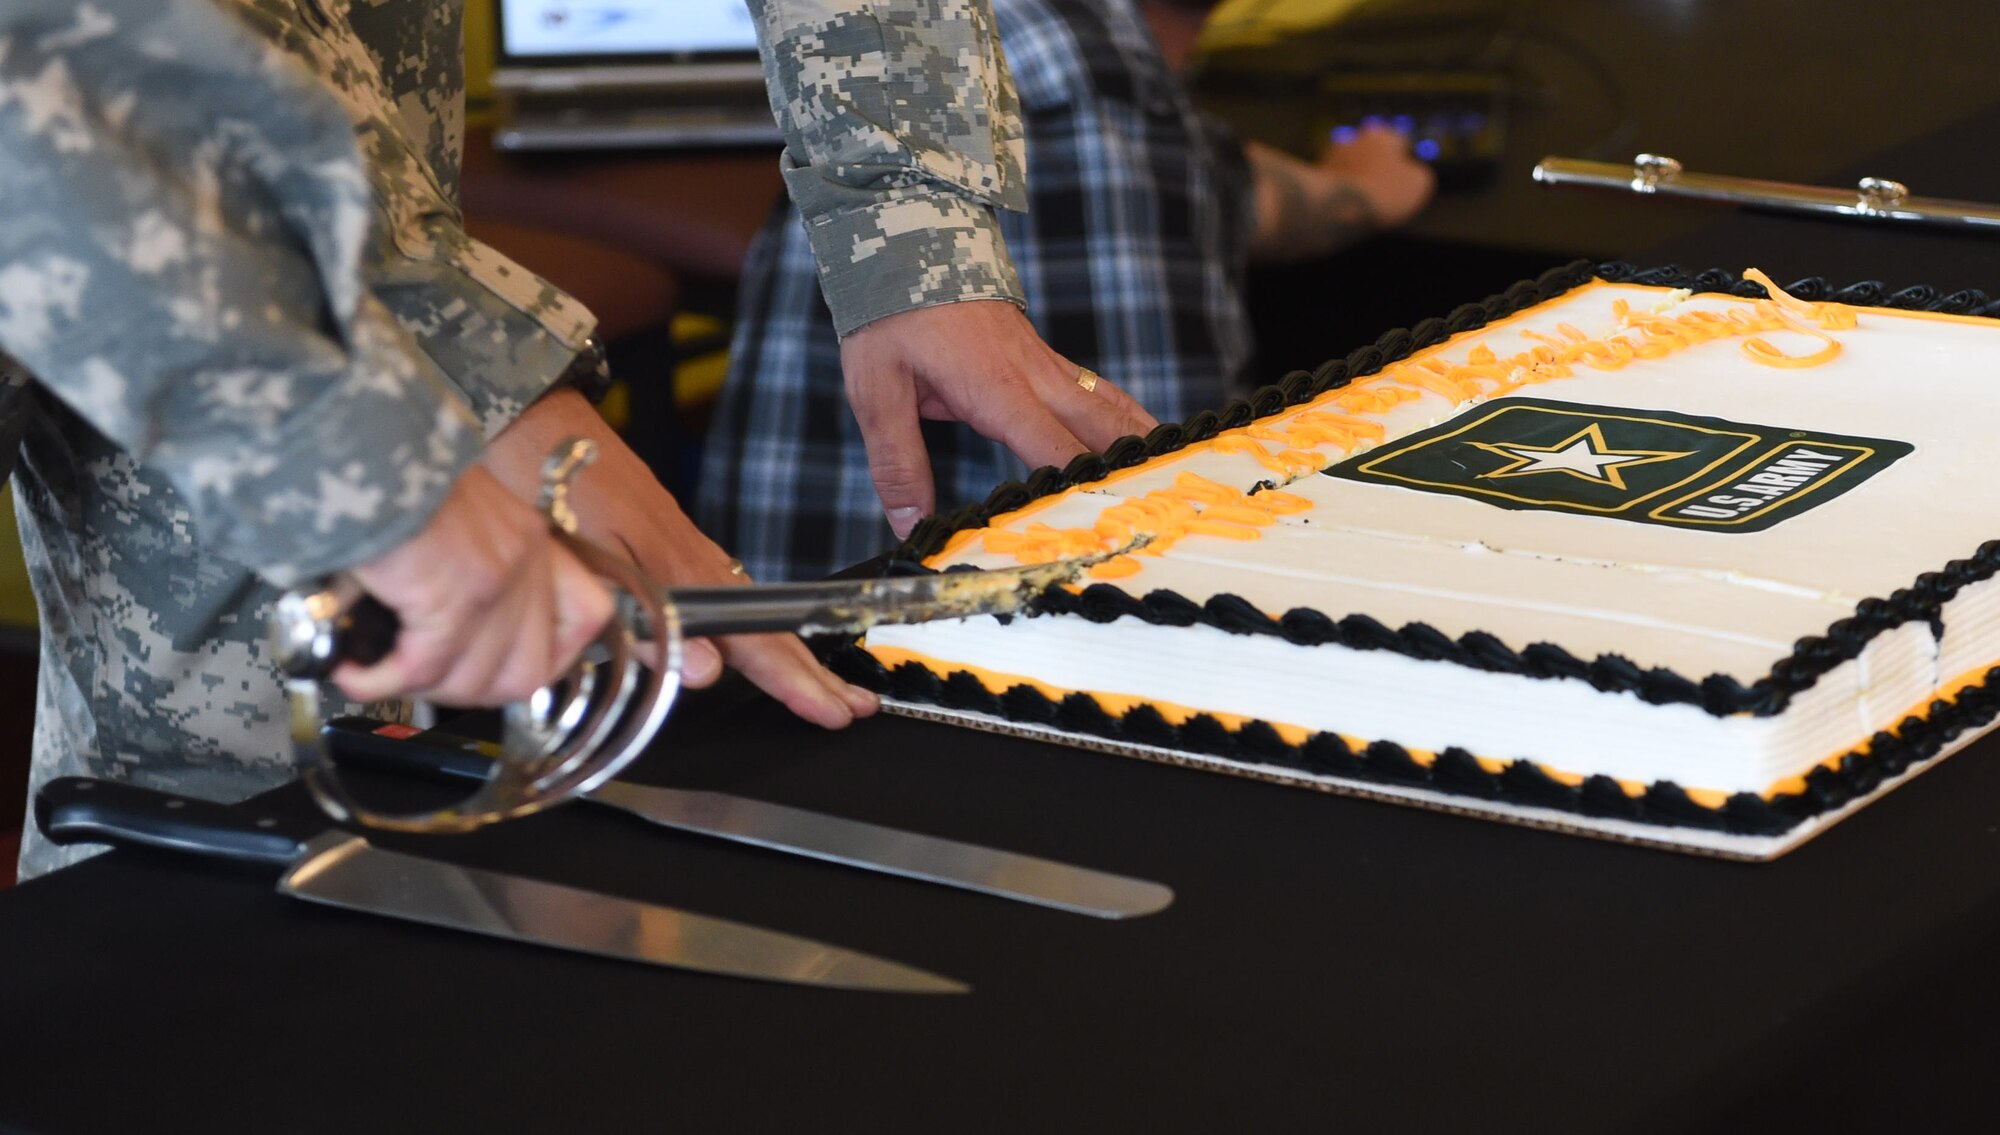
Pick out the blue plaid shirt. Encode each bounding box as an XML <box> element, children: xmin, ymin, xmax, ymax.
<box><xmin>700</xmin><ymin>0</ymin><xmax>1256</xmax><ymax>581</ymax></box>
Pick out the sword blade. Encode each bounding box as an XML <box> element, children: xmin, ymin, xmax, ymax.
<box><xmin>667</xmin><ymin>557</ymin><xmax>1103</xmax><ymax>638</ymax></box>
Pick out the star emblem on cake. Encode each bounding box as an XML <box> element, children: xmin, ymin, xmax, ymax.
<box><xmin>1470</xmin><ymin>423</ymin><xmax>1694</xmax><ymax>490</ymax></box>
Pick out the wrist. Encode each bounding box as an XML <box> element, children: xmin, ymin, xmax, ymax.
<box><xmin>554</xmin><ymin>336</ymin><xmax>612</xmax><ymax>404</ymax></box>
<box><xmin>798</xmin><ymin>193</ymin><xmax>1027</xmax><ymax>336</ymax></box>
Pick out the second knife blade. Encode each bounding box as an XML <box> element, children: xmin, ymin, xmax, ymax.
<box><xmin>326</xmin><ymin>718</ymin><xmax>1174</xmax><ymax>919</ymax></box>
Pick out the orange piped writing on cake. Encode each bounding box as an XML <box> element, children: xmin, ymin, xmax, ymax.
<box><xmin>1211</xmin><ymin>434</ymin><xmax>1293</xmax><ymax>474</ymax></box>
<box><xmin>1200</xmin><ymin>408</ymin><xmax>1396</xmax><ymax>479</ymax></box>
<box><xmin>1201</xmin><ymin>273</ymin><xmax>1858</xmax><ymax>482</ymax></box>
<box><xmin>1741</xmin><ymin>334</ymin><xmax>1841</xmax><ymax>369</ymax></box>
<box><xmin>1086</xmin><ymin>555</ymin><xmax>1143</xmax><ymax>579</ymax></box>
<box><xmin>1613</xmin><ymin>270</ymin><xmax>1855</xmax><ymax>371</ymax></box>
<box><xmin>981</xmin><ymin>523</ymin><xmax>1111</xmax><ymax>563</ymax></box>
<box><xmin>974</xmin><ymin>472</ymin><xmax>1311</xmax><ymax>572</ymax></box>
<box><xmin>947</xmin><ymin>271</ymin><xmax>1858</xmax><ymax>580</ymax></box>
<box><xmin>1744</xmin><ymin>267</ymin><xmax>1857</xmax><ymax>329</ymax></box>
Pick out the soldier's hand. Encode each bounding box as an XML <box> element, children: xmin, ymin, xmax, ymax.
<box><xmin>839</xmin><ymin>300</ymin><xmax>1156</xmax><ymax>539</ymax></box>
<box><xmin>478</xmin><ymin>387</ymin><xmax>878</xmax><ymax>729</ymax></box>
<box><xmin>336</xmin><ymin>467</ymin><xmax>614</xmax><ymax>706</ymax></box>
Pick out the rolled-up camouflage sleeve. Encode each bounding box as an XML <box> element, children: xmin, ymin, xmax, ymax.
<box><xmin>0</xmin><ymin>0</ymin><xmax>481</xmax><ymax>588</ymax></box>
<box><xmin>748</xmin><ymin>0</ymin><xmax>1029</xmax><ymax>336</ymax></box>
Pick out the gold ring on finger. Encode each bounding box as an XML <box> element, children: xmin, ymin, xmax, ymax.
<box><xmin>1076</xmin><ymin>366</ymin><xmax>1101</xmax><ymax>393</ymax></box>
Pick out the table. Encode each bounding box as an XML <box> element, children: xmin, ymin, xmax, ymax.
<box><xmin>11</xmin><ymin>11</ymin><xmax>2000</xmax><ymax>1134</ymax></box>
<box><xmin>5</xmin><ymin>653</ymin><xmax>2000</xmax><ymax>1135</ymax></box>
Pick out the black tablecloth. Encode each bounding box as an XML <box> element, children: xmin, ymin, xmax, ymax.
<box><xmin>11</xmin><ymin>46</ymin><xmax>2000</xmax><ymax>1135</ymax></box>
<box><xmin>5</xmin><ymin>663</ymin><xmax>2000</xmax><ymax>1134</ymax></box>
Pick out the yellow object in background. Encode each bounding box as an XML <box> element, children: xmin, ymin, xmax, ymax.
<box><xmin>0</xmin><ymin>494</ymin><xmax>36</xmax><ymax>631</ymax></box>
<box><xmin>465</xmin><ymin>0</ymin><xmax>498</xmax><ymax>124</ymax></box>
<box><xmin>672</xmin><ymin>313</ymin><xmax>733</xmax><ymax>410</ymax></box>
<box><xmin>1202</xmin><ymin>0</ymin><xmax>1377</xmax><ymax>48</ymax></box>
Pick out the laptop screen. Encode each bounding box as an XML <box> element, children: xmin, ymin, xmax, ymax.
<box><xmin>498</xmin><ymin>1</ymin><xmax>760</xmax><ymax>64</ymax></box>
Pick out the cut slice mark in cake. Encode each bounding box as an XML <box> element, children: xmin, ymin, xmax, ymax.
<box><xmin>1208</xmin><ymin>521</ymin><xmax>1861</xmax><ymax>606</ymax></box>
<box><xmin>1151</xmin><ymin>547</ymin><xmax>1810</xmax><ymax>656</ymax></box>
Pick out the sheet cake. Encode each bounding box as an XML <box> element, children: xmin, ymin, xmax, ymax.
<box><xmin>829</xmin><ymin>263</ymin><xmax>2000</xmax><ymax>856</ymax></box>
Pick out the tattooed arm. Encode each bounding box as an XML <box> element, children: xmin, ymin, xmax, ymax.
<box><xmin>1246</xmin><ymin>127</ymin><xmax>1435</xmax><ymax>264</ymax></box>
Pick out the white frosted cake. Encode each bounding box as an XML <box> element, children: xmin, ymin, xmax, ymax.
<box><xmin>831</xmin><ymin>264</ymin><xmax>2000</xmax><ymax>854</ymax></box>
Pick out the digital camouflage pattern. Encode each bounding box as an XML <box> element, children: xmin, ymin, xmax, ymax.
<box><xmin>748</xmin><ymin>0</ymin><xmax>1030</xmax><ymax>335</ymax></box>
<box><xmin>0</xmin><ymin>0</ymin><xmax>594</xmax><ymax>878</ymax></box>
<box><xmin>0</xmin><ymin>0</ymin><xmax>1027</xmax><ymax>878</ymax></box>
<box><xmin>703</xmin><ymin>0</ymin><xmax>1256</xmax><ymax>583</ymax></box>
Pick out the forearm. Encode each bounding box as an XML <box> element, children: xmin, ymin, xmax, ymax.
<box><xmin>218</xmin><ymin>0</ymin><xmax>592</xmax><ymax>442</ymax></box>
<box><xmin>0</xmin><ymin>0</ymin><xmax>483</xmax><ymax>586</ymax></box>
<box><xmin>745</xmin><ymin>0</ymin><xmax>1029</xmax><ymax>334</ymax></box>
<box><xmin>1245</xmin><ymin>141</ymin><xmax>1380</xmax><ymax>264</ymax></box>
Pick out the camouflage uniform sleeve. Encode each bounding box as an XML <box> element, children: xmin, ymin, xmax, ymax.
<box><xmin>0</xmin><ymin>0</ymin><xmax>482</xmax><ymax>588</ymax></box>
<box><xmin>747</xmin><ymin>0</ymin><xmax>1029</xmax><ymax>336</ymax></box>
<box><xmin>227</xmin><ymin>0</ymin><xmax>595</xmax><ymax>443</ymax></box>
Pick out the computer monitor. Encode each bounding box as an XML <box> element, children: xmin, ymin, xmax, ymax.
<box><xmin>496</xmin><ymin>0</ymin><xmax>760</xmax><ymax>70</ymax></box>
<box><xmin>489</xmin><ymin>0</ymin><xmax>779</xmax><ymax>149</ymax></box>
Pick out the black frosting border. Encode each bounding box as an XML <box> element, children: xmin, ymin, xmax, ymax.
<box><xmin>825</xmin><ymin>642</ymin><xmax>2000</xmax><ymax>837</ymax></box>
<box><xmin>888</xmin><ymin>262</ymin><xmax>2000</xmax><ymax>717</ymax></box>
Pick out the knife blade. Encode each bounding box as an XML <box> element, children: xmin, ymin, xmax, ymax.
<box><xmin>35</xmin><ymin>777</ymin><xmax>966</xmax><ymax>994</ymax></box>
<box><xmin>325</xmin><ymin>717</ymin><xmax>1175</xmax><ymax>920</ymax></box>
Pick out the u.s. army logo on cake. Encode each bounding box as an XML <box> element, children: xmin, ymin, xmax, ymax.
<box><xmin>1324</xmin><ymin>397</ymin><xmax>1912</xmax><ymax>532</ymax></box>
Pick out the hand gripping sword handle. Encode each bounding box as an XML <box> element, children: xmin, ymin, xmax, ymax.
<box><xmin>270</xmin><ymin>438</ymin><xmax>683</xmax><ymax>835</ymax></box>
<box><xmin>271</xmin><ymin>582</ymin><xmax>399</xmax><ymax>683</ymax></box>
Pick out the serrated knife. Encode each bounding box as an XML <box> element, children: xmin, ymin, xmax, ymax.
<box><xmin>35</xmin><ymin>777</ymin><xmax>966</xmax><ymax>994</ymax></box>
<box><xmin>325</xmin><ymin>717</ymin><xmax>1175</xmax><ymax>920</ymax></box>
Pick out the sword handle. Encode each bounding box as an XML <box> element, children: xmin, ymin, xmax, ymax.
<box><xmin>337</xmin><ymin>596</ymin><xmax>400</xmax><ymax>669</ymax></box>
<box><xmin>268</xmin><ymin>439</ymin><xmax>681</xmax><ymax>836</ymax></box>
<box><xmin>271</xmin><ymin>579</ymin><xmax>399</xmax><ymax>682</ymax></box>
<box><xmin>35</xmin><ymin>778</ymin><xmax>314</xmax><ymax>870</ymax></box>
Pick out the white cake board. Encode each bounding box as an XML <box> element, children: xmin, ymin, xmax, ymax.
<box><xmin>884</xmin><ymin>699</ymin><xmax>1990</xmax><ymax>861</ymax></box>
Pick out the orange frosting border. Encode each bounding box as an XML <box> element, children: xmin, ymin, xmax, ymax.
<box><xmin>864</xmin><ymin>643</ymin><xmax>2000</xmax><ymax>811</ymax></box>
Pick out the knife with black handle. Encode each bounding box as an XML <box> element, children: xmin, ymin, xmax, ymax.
<box><xmin>325</xmin><ymin>717</ymin><xmax>1175</xmax><ymax>920</ymax></box>
<box><xmin>36</xmin><ymin>777</ymin><xmax>966</xmax><ymax>994</ymax></box>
